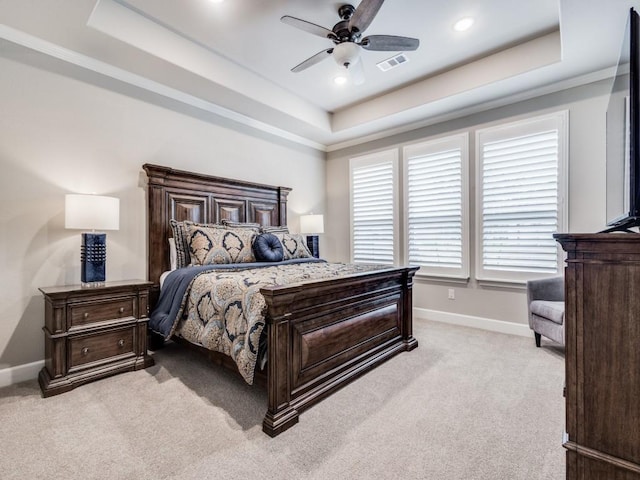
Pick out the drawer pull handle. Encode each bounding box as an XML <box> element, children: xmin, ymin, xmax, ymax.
<box><xmin>117</xmin><ymin>339</ymin><xmax>125</xmax><ymax>348</ymax></box>
<box><xmin>83</xmin><ymin>313</ymin><xmax>89</xmax><ymax>319</ymax></box>
<box><xmin>118</xmin><ymin>307</ymin><xmax>124</xmax><ymax>314</ymax></box>
<box><xmin>81</xmin><ymin>347</ymin><xmax>90</xmax><ymax>356</ymax></box>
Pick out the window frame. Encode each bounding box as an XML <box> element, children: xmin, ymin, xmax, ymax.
<box><xmin>474</xmin><ymin>110</ymin><xmax>569</xmax><ymax>284</ymax></box>
<box><xmin>402</xmin><ymin>132</ymin><xmax>470</xmax><ymax>279</ymax></box>
<box><xmin>349</xmin><ymin>148</ymin><xmax>400</xmax><ymax>265</ymax></box>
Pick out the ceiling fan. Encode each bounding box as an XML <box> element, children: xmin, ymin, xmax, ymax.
<box><xmin>281</xmin><ymin>0</ymin><xmax>419</xmax><ymax>85</ymax></box>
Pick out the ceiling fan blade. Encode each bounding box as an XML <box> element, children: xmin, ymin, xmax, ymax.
<box><xmin>291</xmin><ymin>48</ymin><xmax>334</xmax><ymax>72</ymax></box>
<box><xmin>348</xmin><ymin>58</ymin><xmax>365</xmax><ymax>85</ymax></box>
<box><xmin>349</xmin><ymin>0</ymin><xmax>385</xmax><ymax>33</ymax></box>
<box><xmin>281</xmin><ymin>15</ymin><xmax>334</xmax><ymax>39</ymax></box>
<box><xmin>361</xmin><ymin>35</ymin><xmax>419</xmax><ymax>51</ymax></box>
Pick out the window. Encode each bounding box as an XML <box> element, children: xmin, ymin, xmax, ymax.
<box><xmin>349</xmin><ymin>150</ymin><xmax>399</xmax><ymax>265</ymax></box>
<box><xmin>404</xmin><ymin>134</ymin><xmax>469</xmax><ymax>278</ymax></box>
<box><xmin>476</xmin><ymin>111</ymin><xmax>568</xmax><ymax>282</ymax></box>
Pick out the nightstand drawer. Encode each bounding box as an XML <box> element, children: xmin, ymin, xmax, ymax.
<box><xmin>70</xmin><ymin>297</ymin><xmax>135</xmax><ymax>327</ymax></box>
<box><xmin>69</xmin><ymin>327</ymin><xmax>135</xmax><ymax>367</ymax></box>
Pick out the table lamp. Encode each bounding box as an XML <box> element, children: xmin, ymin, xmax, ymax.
<box><xmin>65</xmin><ymin>194</ymin><xmax>120</xmax><ymax>284</ymax></box>
<box><xmin>299</xmin><ymin>214</ymin><xmax>324</xmax><ymax>258</ymax></box>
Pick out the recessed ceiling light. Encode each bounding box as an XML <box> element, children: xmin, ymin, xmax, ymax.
<box><xmin>209</xmin><ymin>0</ymin><xmax>224</xmax><ymax>3</ymax></box>
<box><xmin>334</xmin><ymin>75</ymin><xmax>348</xmax><ymax>85</ymax></box>
<box><xmin>453</xmin><ymin>17</ymin><xmax>474</xmax><ymax>32</ymax></box>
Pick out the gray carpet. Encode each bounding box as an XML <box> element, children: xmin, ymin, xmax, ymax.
<box><xmin>0</xmin><ymin>320</ymin><xmax>565</xmax><ymax>480</ymax></box>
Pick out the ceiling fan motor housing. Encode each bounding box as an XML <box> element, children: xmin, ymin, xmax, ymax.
<box><xmin>338</xmin><ymin>4</ymin><xmax>356</xmax><ymax>20</ymax></box>
<box><xmin>334</xmin><ymin>5</ymin><xmax>358</xmax><ymax>41</ymax></box>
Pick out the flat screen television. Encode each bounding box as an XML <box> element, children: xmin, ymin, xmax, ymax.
<box><xmin>605</xmin><ymin>7</ymin><xmax>640</xmax><ymax>232</ymax></box>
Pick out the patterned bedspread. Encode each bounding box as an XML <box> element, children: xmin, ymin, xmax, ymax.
<box><xmin>163</xmin><ymin>262</ymin><xmax>386</xmax><ymax>384</ymax></box>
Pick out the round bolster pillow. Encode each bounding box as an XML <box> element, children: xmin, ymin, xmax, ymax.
<box><xmin>253</xmin><ymin>233</ymin><xmax>284</xmax><ymax>262</ymax></box>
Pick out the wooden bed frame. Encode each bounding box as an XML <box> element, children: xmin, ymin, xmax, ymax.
<box><xmin>143</xmin><ymin>163</ymin><xmax>418</xmax><ymax>437</ymax></box>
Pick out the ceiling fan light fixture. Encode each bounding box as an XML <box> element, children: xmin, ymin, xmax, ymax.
<box><xmin>453</xmin><ymin>17</ymin><xmax>474</xmax><ymax>32</ymax></box>
<box><xmin>333</xmin><ymin>42</ymin><xmax>361</xmax><ymax>68</ymax></box>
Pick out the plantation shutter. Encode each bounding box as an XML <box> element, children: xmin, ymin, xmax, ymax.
<box><xmin>478</xmin><ymin>115</ymin><xmax>565</xmax><ymax>279</ymax></box>
<box><xmin>405</xmin><ymin>134</ymin><xmax>468</xmax><ymax>277</ymax></box>
<box><xmin>350</xmin><ymin>152</ymin><xmax>397</xmax><ymax>265</ymax></box>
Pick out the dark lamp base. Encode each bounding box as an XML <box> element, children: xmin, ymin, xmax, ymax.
<box><xmin>306</xmin><ymin>235</ymin><xmax>320</xmax><ymax>259</ymax></box>
<box><xmin>81</xmin><ymin>233</ymin><xmax>106</xmax><ymax>283</ymax></box>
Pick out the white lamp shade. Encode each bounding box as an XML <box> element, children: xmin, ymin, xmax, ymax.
<box><xmin>65</xmin><ymin>194</ymin><xmax>120</xmax><ymax>231</ymax></box>
<box><xmin>299</xmin><ymin>214</ymin><xmax>324</xmax><ymax>234</ymax></box>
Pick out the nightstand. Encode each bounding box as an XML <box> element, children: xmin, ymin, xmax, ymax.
<box><xmin>38</xmin><ymin>280</ymin><xmax>154</xmax><ymax>397</ymax></box>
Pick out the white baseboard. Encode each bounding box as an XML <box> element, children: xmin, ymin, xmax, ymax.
<box><xmin>414</xmin><ymin>307</ymin><xmax>532</xmax><ymax>338</ymax></box>
<box><xmin>0</xmin><ymin>360</ymin><xmax>44</xmax><ymax>389</ymax></box>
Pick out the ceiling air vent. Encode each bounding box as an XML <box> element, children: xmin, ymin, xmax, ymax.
<box><xmin>376</xmin><ymin>53</ymin><xmax>409</xmax><ymax>72</ymax></box>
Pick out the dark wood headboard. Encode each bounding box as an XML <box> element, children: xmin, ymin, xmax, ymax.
<box><xmin>143</xmin><ymin>164</ymin><xmax>291</xmax><ymax>293</ymax></box>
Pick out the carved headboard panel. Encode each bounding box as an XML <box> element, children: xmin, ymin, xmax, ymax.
<box><xmin>143</xmin><ymin>164</ymin><xmax>291</xmax><ymax>294</ymax></box>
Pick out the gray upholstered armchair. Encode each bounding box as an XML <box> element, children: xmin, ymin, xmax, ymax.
<box><xmin>526</xmin><ymin>276</ymin><xmax>565</xmax><ymax>347</ymax></box>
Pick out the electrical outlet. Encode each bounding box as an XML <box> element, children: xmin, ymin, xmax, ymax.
<box><xmin>448</xmin><ymin>288</ymin><xmax>455</xmax><ymax>300</ymax></box>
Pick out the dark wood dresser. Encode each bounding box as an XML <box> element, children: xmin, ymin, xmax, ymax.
<box><xmin>38</xmin><ymin>280</ymin><xmax>154</xmax><ymax>397</ymax></box>
<box><xmin>555</xmin><ymin>234</ymin><xmax>640</xmax><ymax>480</ymax></box>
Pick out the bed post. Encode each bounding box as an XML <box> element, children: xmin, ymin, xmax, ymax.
<box><xmin>146</xmin><ymin>181</ymin><xmax>167</xmax><ymax>307</ymax></box>
<box><xmin>261</xmin><ymin>288</ymin><xmax>300</xmax><ymax>437</ymax></box>
<box><xmin>277</xmin><ymin>187</ymin><xmax>291</xmax><ymax>227</ymax></box>
<box><xmin>403</xmin><ymin>269</ymin><xmax>419</xmax><ymax>351</ymax></box>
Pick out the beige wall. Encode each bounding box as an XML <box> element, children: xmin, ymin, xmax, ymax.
<box><xmin>0</xmin><ymin>54</ymin><xmax>325</xmax><ymax>369</ymax></box>
<box><xmin>325</xmin><ymin>80</ymin><xmax>610</xmax><ymax>326</ymax></box>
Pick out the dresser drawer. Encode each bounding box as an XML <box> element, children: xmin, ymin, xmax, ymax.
<box><xmin>69</xmin><ymin>297</ymin><xmax>135</xmax><ymax>327</ymax></box>
<box><xmin>69</xmin><ymin>327</ymin><xmax>135</xmax><ymax>368</ymax></box>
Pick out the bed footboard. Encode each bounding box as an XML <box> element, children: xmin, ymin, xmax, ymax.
<box><xmin>260</xmin><ymin>266</ymin><xmax>418</xmax><ymax>437</ymax></box>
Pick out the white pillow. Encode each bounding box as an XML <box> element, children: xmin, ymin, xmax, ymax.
<box><xmin>168</xmin><ymin>237</ymin><xmax>177</xmax><ymax>271</ymax></box>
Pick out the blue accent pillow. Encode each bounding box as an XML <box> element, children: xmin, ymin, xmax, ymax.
<box><xmin>253</xmin><ymin>233</ymin><xmax>284</xmax><ymax>262</ymax></box>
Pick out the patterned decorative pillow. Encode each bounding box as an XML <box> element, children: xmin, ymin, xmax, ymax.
<box><xmin>170</xmin><ymin>220</ymin><xmax>223</xmax><ymax>268</ymax></box>
<box><xmin>220</xmin><ymin>219</ymin><xmax>261</xmax><ymax>231</ymax></box>
<box><xmin>187</xmin><ymin>224</ymin><xmax>257</xmax><ymax>265</ymax></box>
<box><xmin>169</xmin><ymin>219</ymin><xmax>191</xmax><ymax>268</ymax></box>
<box><xmin>261</xmin><ymin>225</ymin><xmax>289</xmax><ymax>234</ymax></box>
<box><xmin>274</xmin><ymin>233</ymin><xmax>313</xmax><ymax>260</ymax></box>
